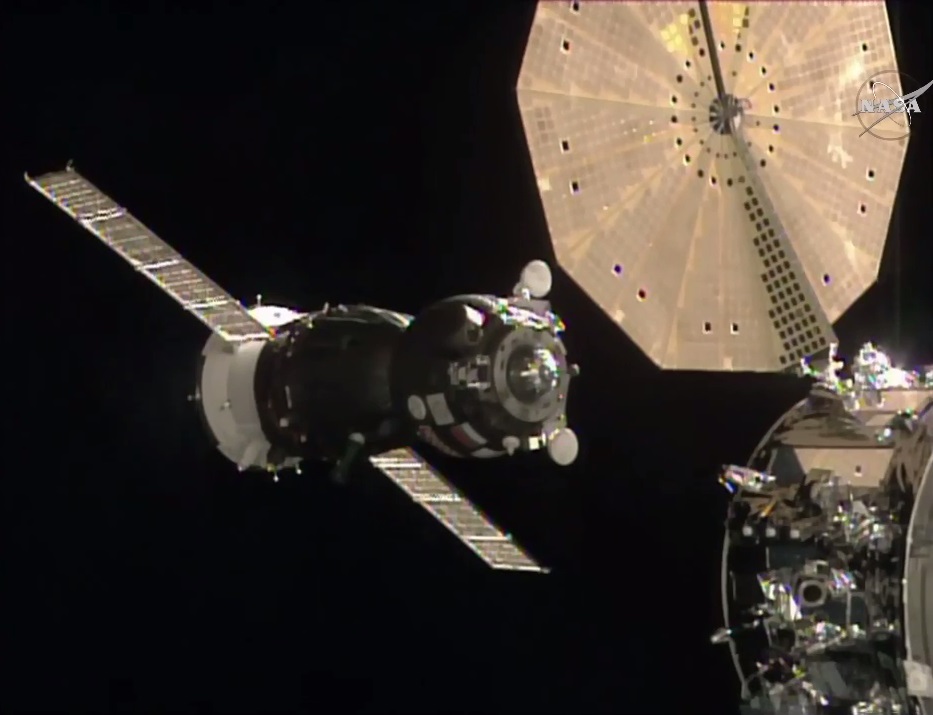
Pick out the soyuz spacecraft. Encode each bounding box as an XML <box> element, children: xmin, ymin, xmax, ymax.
<box><xmin>516</xmin><ymin>0</ymin><xmax>931</xmax><ymax>711</ymax></box>
<box><xmin>25</xmin><ymin>166</ymin><xmax>580</xmax><ymax>573</ymax></box>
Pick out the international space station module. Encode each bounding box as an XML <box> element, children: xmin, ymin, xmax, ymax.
<box><xmin>25</xmin><ymin>165</ymin><xmax>580</xmax><ymax>573</ymax></box>
<box><xmin>714</xmin><ymin>344</ymin><xmax>933</xmax><ymax>714</ymax></box>
<box><xmin>516</xmin><ymin>0</ymin><xmax>931</xmax><ymax>708</ymax></box>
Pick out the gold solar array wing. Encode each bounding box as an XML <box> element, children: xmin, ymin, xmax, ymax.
<box><xmin>517</xmin><ymin>1</ymin><xmax>907</xmax><ymax>371</ymax></box>
<box><xmin>25</xmin><ymin>166</ymin><xmax>271</xmax><ymax>344</ymax></box>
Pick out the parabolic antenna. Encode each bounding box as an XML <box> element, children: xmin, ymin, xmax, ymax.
<box><xmin>517</xmin><ymin>1</ymin><xmax>910</xmax><ymax>371</ymax></box>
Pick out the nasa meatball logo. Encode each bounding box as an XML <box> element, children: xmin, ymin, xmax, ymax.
<box><xmin>853</xmin><ymin>70</ymin><xmax>931</xmax><ymax>140</ymax></box>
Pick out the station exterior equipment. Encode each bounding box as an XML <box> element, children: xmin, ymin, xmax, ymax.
<box><xmin>714</xmin><ymin>348</ymin><xmax>933</xmax><ymax>714</ymax></box>
<box><xmin>517</xmin><ymin>1</ymin><xmax>928</xmax><ymax>712</ymax></box>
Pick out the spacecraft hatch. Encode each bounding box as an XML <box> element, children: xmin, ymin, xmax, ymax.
<box><xmin>516</xmin><ymin>0</ymin><xmax>910</xmax><ymax>372</ymax></box>
<box><xmin>25</xmin><ymin>166</ymin><xmax>581</xmax><ymax>574</ymax></box>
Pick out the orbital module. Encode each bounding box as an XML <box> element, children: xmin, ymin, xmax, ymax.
<box><xmin>25</xmin><ymin>166</ymin><xmax>580</xmax><ymax>573</ymax></box>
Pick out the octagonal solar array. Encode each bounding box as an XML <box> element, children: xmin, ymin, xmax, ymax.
<box><xmin>517</xmin><ymin>1</ymin><xmax>909</xmax><ymax>371</ymax></box>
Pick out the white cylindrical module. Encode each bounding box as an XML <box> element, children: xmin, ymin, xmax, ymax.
<box><xmin>198</xmin><ymin>334</ymin><xmax>270</xmax><ymax>470</ymax></box>
<box><xmin>196</xmin><ymin>305</ymin><xmax>303</xmax><ymax>471</ymax></box>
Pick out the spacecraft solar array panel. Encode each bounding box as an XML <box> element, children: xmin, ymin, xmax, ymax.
<box><xmin>25</xmin><ymin>167</ymin><xmax>271</xmax><ymax>344</ymax></box>
<box><xmin>370</xmin><ymin>448</ymin><xmax>547</xmax><ymax>573</ymax></box>
<box><xmin>517</xmin><ymin>0</ymin><xmax>908</xmax><ymax>371</ymax></box>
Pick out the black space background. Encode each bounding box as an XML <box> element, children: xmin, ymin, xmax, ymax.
<box><xmin>3</xmin><ymin>2</ymin><xmax>931</xmax><ymax>714</ymax></box>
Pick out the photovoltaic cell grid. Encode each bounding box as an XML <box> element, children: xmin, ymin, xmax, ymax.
<box><xmin>517</xmin><ymin>1</ymin><xmax>909</xmax><ymax>372</ymax></box>
<box><xmin>25</xmin><ymin>167</ymin><xmax>272</xmax><ymax>344</ymax></box>
<box><xmin>369</xmin><ymin>447</ymin><xmax>547</xmax><ymax>572</ymax></box>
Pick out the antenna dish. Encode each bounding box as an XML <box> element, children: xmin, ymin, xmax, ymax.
<box><xmin>547</xmin><ymin>427</ymin><xmax>578</xmax><ymax>466</ymax></box>
<box><xmin>516</xmin><ymin>259</ymin><xmax>553</xmax><ymax>298</ymax></box>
